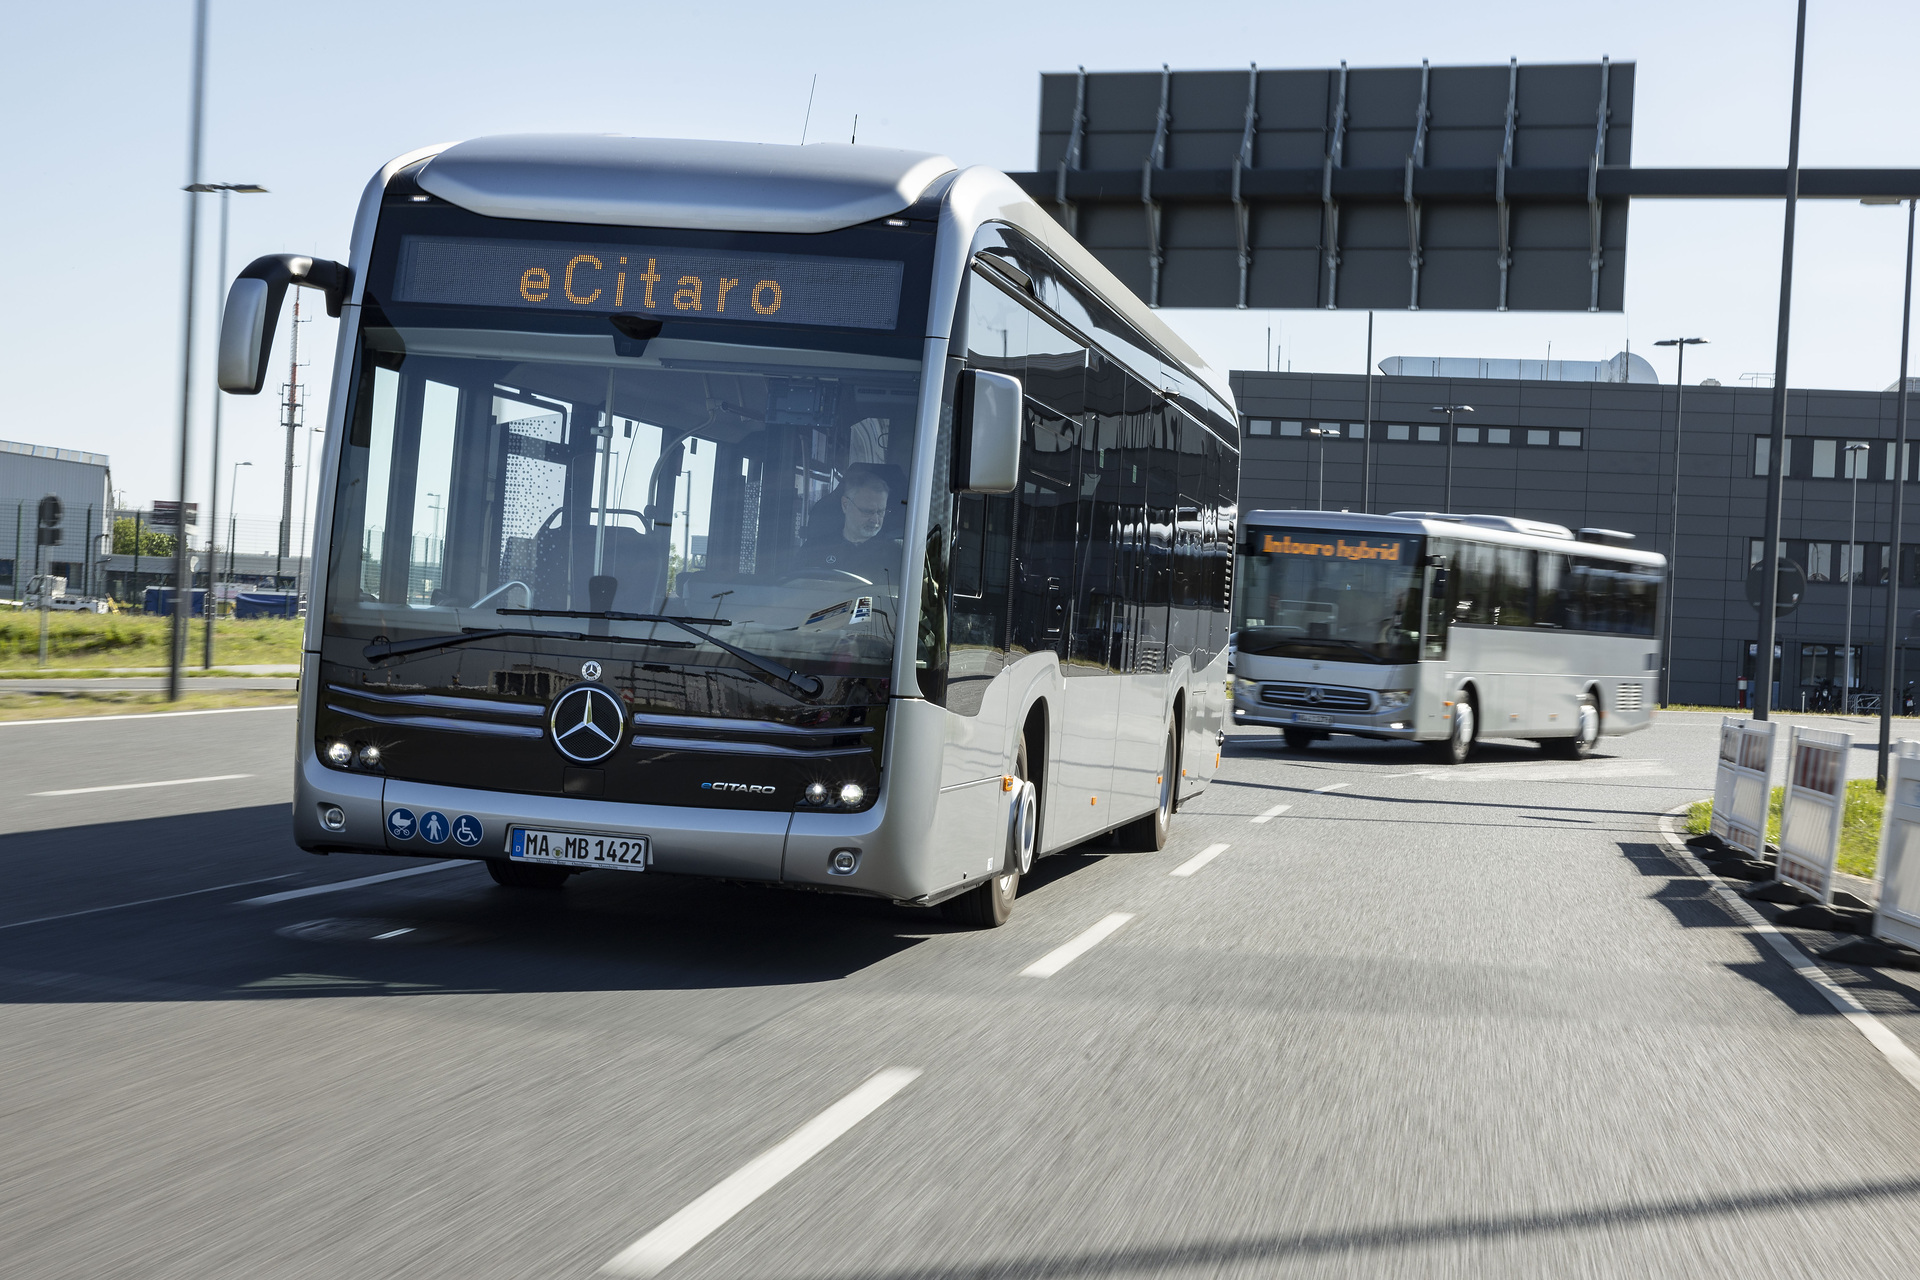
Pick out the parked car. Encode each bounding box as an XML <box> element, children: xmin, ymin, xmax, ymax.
<box><xmin>23</xmin><ymin>575</ymin><xmax>108</xmax><ymax>614</ymax></box>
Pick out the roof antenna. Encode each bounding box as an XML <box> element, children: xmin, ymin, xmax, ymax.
<box><xmin>850</xmin><ymin>114</ymin><xmax>858</xmax><ymax>145</ymax></box>
<box><xmin>800</xmin><ymin>74</ymin><xmax>818</xmax><ymax>144</ymax></box>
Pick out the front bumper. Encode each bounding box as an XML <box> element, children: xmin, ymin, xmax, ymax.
<box><xmin>1231</xmin><ymin>702</ymin><xmax>1423</xmax><ymax>740</ymax></box>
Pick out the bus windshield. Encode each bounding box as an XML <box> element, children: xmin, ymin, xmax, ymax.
<box><xmin>1234</xmin><ymin>527</ymin><xmax>1424</xmax><ymax>665</ymax></box>
<box><xmin>325</xmin><ymin>324</ymin><xmax>922</xmax><ymax>684</ymax></box>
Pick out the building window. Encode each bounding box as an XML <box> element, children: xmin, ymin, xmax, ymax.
<box><xmin>1527</xmin><ymin>429</ymin><xmax>1550</xmax><ymax>446</ymax></box>
<box><xmin>1800</xmin><ymin>644</ymin><xmax>1863</xmax><ymax>690</ymax></box>
<box><xmin>1280</xmin><ymin>421</ymin><xmax>1302</xmax><ymax>437</ymax></box>
<box><xmin>1248</xmin><ymin>419</ymin><xmax>1272</xmax><ymax>436</ymax></box>
<box><xmin>1418</xmin><ymin>425</ymin><xmax>1441</xmax><ymax>442</ymax></box>
<box><xmin>1754</xmin><ymin>437</ymin><xmax>1793</xmax><ymax>477</ymax></box>
<box><xmin>1558</xmin><ymin>430</ymin><xmax>1582</xmax><ymax>447</ymax></box>
<box><xmin>0</xmin><ymin>558</ymin><xmax>12</xmax><ymax>586</ymax></box>
<box><xmin>1845</xmin><ymin>441</ymin><xmax>1871</xmax><ymax>479</ymax></box>
<box><xmin>1347</xmin><ymin>423</ymin><xmax>1365</xmax><ymax>439</ymax></box>
<box><xmin>1806</xmin><ymin>542</ymin><xmax>1832</xmax><ymax>582</ymax></box>
<box><xmin>1812</xmin><ymin>439</ymin><xmax>1837</xmax><ymax>478</ymax></box>
<box><xmin>1841</xmin><ymin>543</ymin><xmax>1866</xmax><ymax>582</ymax></box>
<box><xmin>1750</xmin><ymin>539</ymin><xmax>1785</xmax><ymax>569</ymax></box>
<box><xmin>1487</xmin><ymin>428</ymin><xmax>1511</xmax><ymax>444</ymax></box>
<box><xmin>1458</xmin><ymin>426</ymin><xmax>1480</xmax><ymax>443</ymax></box>
<box><xmin>1388</xmin><ymin>424</ymin><xmax>1410</xmax><ymax>441</ymax></box>
<box><xmin>1888</xmin><ymin>443</ymin><xmax>1910</xmax><ymax>482</ymax></box>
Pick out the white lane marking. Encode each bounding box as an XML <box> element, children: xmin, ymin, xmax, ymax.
<box><xmin>1658</xmin><ymin>807</ymin><xmax>1920</xmax><ymax>1097</ymax></box>
<box><xmin>1021</xmin><ymin>912</ymin><xmax>1136</xmax><ymax>978</ymax></box>
<box><xmin>1170</xmin><ymin>843</ymin><xmax>1230</xmax><ymax>877</ymax></box>
<box><xmin>0</xmin><ymin>876</ymin><xmax>297</xmax><ymax>932</ymax></box>
<box><xmin>0</xmin><ymin>705</ymin><xmax>296</xmax><ymax>728</ymax></box>
<box><xmin>31</xmin><ymin>773</ymin><xmax>253</xmax><ymax>797</ymax></box>
<box><xmin>238</xmin><ymin>861</ymin><xmax>468</xmax><ymax>906</ymax></box>
<box><xmin>372</xmin><ymin>927</ymin><xmax>414</xmax><ymax>941</ymax></box>
<box><xmin>1251</xmin><ymin>803</ymin><xmax>1292</xmax><ymax>824</ymax></box>
<box><xmin>600</xmin><ymin>1067</ymin><xmax>921</xmax><ymax>1278</ymax></box>
<box><xmin>1312</xmin><ymin>781</ymin><xmax>1352</xmax><ymax>793</ymax></box>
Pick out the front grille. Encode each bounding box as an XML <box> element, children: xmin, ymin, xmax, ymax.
<box><xmin>1259</xmin><ymin>683</ymin><xmax>1373</xmax><ymax>713</ymax></box>
<box><xmin>628</xmin><ymin>712</ymin><xmax>875</xmax><ymax>759</ymax></box>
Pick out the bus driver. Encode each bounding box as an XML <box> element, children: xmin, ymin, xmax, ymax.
<box><xmin>798</xmin><ymin>466</ymin><xmax>896</xmax><ymax>580</ymax></box>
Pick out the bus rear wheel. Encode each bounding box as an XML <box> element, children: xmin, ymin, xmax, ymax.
<box><xmin>943</xmin><ymin>738</ymin><xmax>1031</xmax><ymax>927</ymax></box>
<box><xmin>1541</xmin><ymin>694</ymin><xmax>1600</xmax><ymax>759</ymax></box>
<box><xmin>485</xmin><ymin>858</ymin><xmax>572</xmax><ymax>890</ymax></box>
<box><xmin>1117</xmin><ymin>728</ymin><xmax>1177</xmax><ymax>851</ymax></box>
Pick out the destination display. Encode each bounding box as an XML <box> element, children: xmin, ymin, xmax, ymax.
<box><xmin>392</xmin><ymin>236</ymin><xmax>906</xmax><ymax>330</ymax></box>
<box><xmin>1258</xmin><ymin>533</ymin><xmax>1407</xmax><ymax>562</ymax></box>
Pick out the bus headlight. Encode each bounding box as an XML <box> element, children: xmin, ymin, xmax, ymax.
<box><xmin>838</xmin><ymin>783</ymin><xmax>865</xmax><ymax>807</ymax></box>
<box><xmin>325</xmin><ymin>741</ymin><xmax>352</xmax><ymax>767</ymax></box>
<box><xmin>1379</xmin><ymin>689</ymin><xmax>1412</xmax><ymax>709</ymax></box>
<box><xmin>805</xmin><ymin>781</ymin><xmax>829</xmax><ymax>805</ymax></box>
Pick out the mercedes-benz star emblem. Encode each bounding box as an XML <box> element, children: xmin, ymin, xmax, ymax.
<box><xmin>581</xmin><ymin>660</ymin><xmax>602</xmax><ymax>681</ymax></box>
<box><xmin>1307</xmin><ymin>686</ymin><xmax>1323</xmax><ymax>705</ymax></box>
<box><xmin>549</xmin><ymin>684</ymin><xmax>625</xmax><ymax>764</ymax></box>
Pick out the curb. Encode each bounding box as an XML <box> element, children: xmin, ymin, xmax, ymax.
<box><xmin>1655</xmin><ymin>802</ymin><xmax>1920</xmax><ymax>1097</ymax></box>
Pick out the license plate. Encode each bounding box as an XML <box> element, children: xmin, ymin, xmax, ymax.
<box><xmin>1292</xmin><ymin>711</ymin><xmax>1333</xmax><ymax>725</ymax></box>
<box><xmin>509</xmin><ymin>828</ymin><xmax>651</xmax><ymax>871</ymax></box>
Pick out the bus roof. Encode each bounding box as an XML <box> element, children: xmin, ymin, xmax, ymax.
<box><xmin>1241</xmin><ymin>509</ymin><xmax>1667</xmax><ymax>568</ymax></box>
<box><xmin>413</xmin><ymin>134</ymin><xmax>958</xmax><ymax>235</ymax></box>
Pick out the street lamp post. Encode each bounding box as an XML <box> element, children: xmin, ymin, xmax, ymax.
<box><xmin>1308</xmin><ymin>425</ymin><xmax>1341</xmax><ymax>509</ymax></box>
<box><xmin>1430</xmin><ymin>405</ymin><xmax>1474</xmax><ymax>511</ymax></box>
<box><xmin>1867</xmin><ymin>195</ymin><xmax>1918</xmax><ymax>787</ymax></box>
<box><xmin>1845</xmin><ymin>441</ymin><xmax>1870</xmax><ymax>711</ymax></box>
<box><xmin>227</xmin><ymin>461</ymin><xmax>251</xmax><ymax>587</ymax></box>
<box><xmin>189</xmin><ymin>182</ymin><xmax>267</xmax><ymax>668</ymax></box>
<box><xmin>1654</xmin><ymin>336</ymin><xmax>1707</xmax><ymax>706</ymax></box>
<box><xmin>167</xmin><ymin>0</ymin><xmax>209</xmax><ymax>701</ymax></box>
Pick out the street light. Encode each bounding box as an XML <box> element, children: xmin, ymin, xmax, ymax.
<box><xmin>1430</xmin><ymin>405</ymin><xmax>1474</xmax><ymax>512</ymax></box>
<box><xmin>227</xmin><ymin>461</ymin><xmax>251</xmax><ymax>587</ymax></box>
<box><xmin>1653</xmin><ymin>336</ymin><xmax>1708</xmax><ymax>706</ymax></box>
<box><xmin>189</xmin><ymin>182</ymin><xmax>268</xmax><ymax>667</ymax></box>
<box><xmin>1866</xmin><ymin>195</ymin><xmax>1918</xmax><ymax>785</ymax></box>
<box><xmin>166</xmin><ymin>0</ymin><xmax>210</xmax><ymax>701</ymax></box>
<box><xmin>1844</xmin><ymin>441</ymin><xmax>1870</xmax><ymax>711</ymax></box>
<box><xmin>1307</xmin><ymin>424</ymin><xmax>1342</xmax><ymax>509</ymax></box>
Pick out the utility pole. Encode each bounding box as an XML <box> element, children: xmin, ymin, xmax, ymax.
<box><xmin>167</xmin><ymin>0</ymin><xmax>208</xmax><ymax>701</ymax></box>
<box><xmin>277</xmin><ymin>291</ymin><xmax>303</xmax><ymax>586</ymax></box>
<box><xmin>1654</xmin><ymin>336</ymin><xmax>1707</xmax><ymax>706</ymax></box>
<box><xmin>1756</xmin><ymin>0</ymin><xmax>1809</xmax><ymax>722</ymax></box>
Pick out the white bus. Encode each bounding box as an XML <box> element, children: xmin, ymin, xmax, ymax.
<box><xmin>216</xmin><ymin>136</ymin><xmax>1238</xmax><ymax>926</ymax></box>
<box><xmin>1230</xmin><ymin>511</ymin><xmax>1663</xmax><ymax>762</ymax></box>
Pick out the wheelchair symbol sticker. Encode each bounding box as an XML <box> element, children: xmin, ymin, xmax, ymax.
<box><xmin>451</xmin><ymin>815</ymin><xmax>483</xmax><ymax>847</ymax></box>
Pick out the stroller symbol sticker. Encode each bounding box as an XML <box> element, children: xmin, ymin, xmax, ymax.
<box><xmin>451</xmin><ymin>815</ymin><xmax>483</xmax><ymax>847</ymax></box>
<box><xmin>386</xmin><ymin>808</ymin><xmax>416</xmax><ymax>840</ymax></box>
<box><xmin>419</xmin><ymin>811</ymin><xmax>449</xmax><ymax>844</ymax></box>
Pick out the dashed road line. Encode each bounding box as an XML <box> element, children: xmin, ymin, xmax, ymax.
<box><xmin>600</xmin><ymin>1068</ymin><xmax>921</xmax><ymax>1277</ymax></box>
<box><xmin>1251</xmin><ymin>803</ymin><xmax>1292</xmax><ymax>824</ymax></box>
<box><xmin>1312</xmin><ymin>781</ymin><xmax>1352</xmax><ymax>793</ymax></box>
<box><xmin>1170</xmin><ymin>843</ymin><xmax>1230</xmax><ymax>877</ymax></box>
<box><xmin>1021</xmin><ymin>912</ymin><xmax>1135</xmax><ymax>977</ymax></box>
<box><xmin>237</xmin><ymin>861</ymin><xmax>469</xmax><ymax>906</ymax></box>
<box><xmin>0</xmin><ymin>876</ymin><xmax>296</xmax><ymax>932</ymax></box>
<box><xmin>31</xmin><ymin>773</ymin><xmax>253</xmax><ymax>797</ymax></box>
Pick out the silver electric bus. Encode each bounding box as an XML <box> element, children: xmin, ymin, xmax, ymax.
<box><xmin>1231</xmin><ymin>511</ymin><xmax>1663</xmax><ymax>762</ymax></box>
<box><xmin>217</xmin><ymin>136</ymin><xmax>1238</xmax><ymax>926</ymax></box>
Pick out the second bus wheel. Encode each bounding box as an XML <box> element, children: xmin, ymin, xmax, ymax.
<box><xmin>1281</xmin><ymin>727</ymin><xmax>1316</xmax><ymax>751</ymax></box>
<box><xmin>485</xmin><ymin>858</ymin><xmax>572</xmax><ymax>890</ymax></box>
<box><xmin>1116</xmin><ymin>727</ymin><xmax>1177</xmax><ymax>851</ymax></box>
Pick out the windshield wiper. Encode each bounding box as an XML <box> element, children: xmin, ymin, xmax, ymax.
<box><xmin>361</xmin><ymin>626</ymin><xmax>695</xmax><ymax>664</ymax></box>
<box><xmin>497</xmin><ymin>608</ymin><xmax>824</xmax><ymax>696</ymax></box>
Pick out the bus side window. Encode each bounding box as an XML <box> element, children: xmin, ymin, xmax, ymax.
<box><xmin>1423</xmin><ymin>544</ymin><xmax>1455</xmax><ymax>659</ymax></box>
<box><xmin>1453</xmin><ymin>542</ymin><xmax>1496</xmax><ymax>625</ymax></box>
<box><xmin>1536</xmin><ymin>552</ymin><xmax>1569</xmax><ymax>627</ymax></box>
<box><xmin>1493</xmin><ymin>547</ymin><xmax>1535</xmax><ymax>626</ymax></box>
<box><xmin>951</xmin><ymin>494</ymin><xmax>987</xmax><ymax>598</ymax></box>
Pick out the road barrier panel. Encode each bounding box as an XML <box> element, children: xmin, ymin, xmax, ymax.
<box><xmin>1711</xmin><ymin>717</ymin><xmax>1777</xmax><ymax>861</ymax></box>
<box><xmin>1875</xmin><ymin>742</ymin><xmax>1920</xmax><ymax>952</ymax></box>
<box><xmin>1772</xmin><ymin>724</ymin><xmax>1851</xmax><ymax>904</ymax></box>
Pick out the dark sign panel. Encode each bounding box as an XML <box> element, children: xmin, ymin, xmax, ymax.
<box><xmin>392</xmin><ymin>236</ymin><xmax>907</xmax><ymax>331</ymax></box>
<box><xmin>1019</xmin><ymin>61</ymin><xmax>1633</xmax><ymax>312</ymax></box>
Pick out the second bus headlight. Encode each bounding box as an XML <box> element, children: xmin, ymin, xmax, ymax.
<box><xmin>1379</xmin><ymin>689</ymin><xmax>1413</xmax><ymax>709</ymax></box>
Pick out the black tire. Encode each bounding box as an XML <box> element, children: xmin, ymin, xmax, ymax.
<box><xmin>1117</xmin><ymin>727</ymin><xmax>1177</xmax><ymax>852</ymax></box>
<box><xmin>1541</xmin><ymin>692</ymin><xmax>1600</xmax><ymax>759</ymax></box>
<box><xmin>1281</xmin><ymin>726</ymin><xmax>1315</xmax><ymax>751</ymax></box>
<box><xmin>1430</xmin><ymin>696</ymin><xmax>1476</xmax><ymax>765</ymax></box>
<box><xmin>943</xmin><ymin>737</ymin><xmax>1030</xmax><ymax>927</ymax></box>
<box><xmin>485</xmin><ymin>858</ymin><xmax>572</xmax><ymax>889</ymax></box>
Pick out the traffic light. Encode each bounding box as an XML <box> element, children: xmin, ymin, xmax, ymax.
<box><xmin>35</xmin><ymin>495</ymin><xmax>61</xmax><ymax>547</ymax></box>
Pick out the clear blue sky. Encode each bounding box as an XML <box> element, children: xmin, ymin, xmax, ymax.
<box><xmin>6</xmin><ymin>0</ymin><xmax>1919</xmax><ymax>517</ymax></box>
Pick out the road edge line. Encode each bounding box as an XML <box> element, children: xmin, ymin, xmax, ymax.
<box><xmin>0</xmin><ymin>705</ymin><xmax>296</xmax><ymax>728</ymax></box>
<box><xmin>1656</xmin><ymin>802</ymin><xmax>1920</xmax><ymax>1097</ymax></box>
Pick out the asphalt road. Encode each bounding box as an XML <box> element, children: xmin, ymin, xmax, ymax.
<box><xmin>6</xmin><ymin>705</ymin><xmax>1920</xmax><ymax>1279</ymax></box>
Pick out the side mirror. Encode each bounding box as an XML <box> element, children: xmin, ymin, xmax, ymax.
<box><xmin>217</xmin><ymin>254</ymin><xmax>352</xmax><ymax>395</ymax></box>
<box><xmin>953</xmin><ymin>369</ymin><xmax>1022</xmax><ymax>494</ymax></box>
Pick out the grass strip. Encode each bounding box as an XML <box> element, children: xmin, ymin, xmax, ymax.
<box><xmin>1685</xmin><ymin>779</ymin><xmax>1886</xmax><ymax>878</ymax></box>
<box><xmin>0</xmin><ymin>613</ymin><xmax>302</xmax><ymax>669</ymax></box>
<box><xmin>0</xmin><ymin>689</ymin><xmax>296</xmax><ymax>722</ymax></box>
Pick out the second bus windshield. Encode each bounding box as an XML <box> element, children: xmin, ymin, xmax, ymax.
<box><xmin>1234</xmin><ymin>528</ymin><xmax>1424</xmax><ymax>664</ymax></box>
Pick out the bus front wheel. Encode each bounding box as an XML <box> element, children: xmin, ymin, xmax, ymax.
<box><xmin>1117</xmin><ymin>728</ymin><xmax>1177</xmax><ymax>851</ymax></box>
<box><xmin>943</xmin><ymin>738</ymin><xmax>1030</xmax><ymax>927</ymax></box>
<box><xmin>1541</xmin><ymin>694</ymin><xmax>1600</xmax><ymax>759</ymax></box>
<box><xmin>1433</xmin><ymin>698</ymin><xmax>1476</xmax><ymax>765</ymax></box>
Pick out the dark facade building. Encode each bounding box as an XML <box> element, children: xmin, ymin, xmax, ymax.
<box><xmin>1231</xmin><ymin>367</ymin><xmax>1920</xmax><ymax>710</ymax></box>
